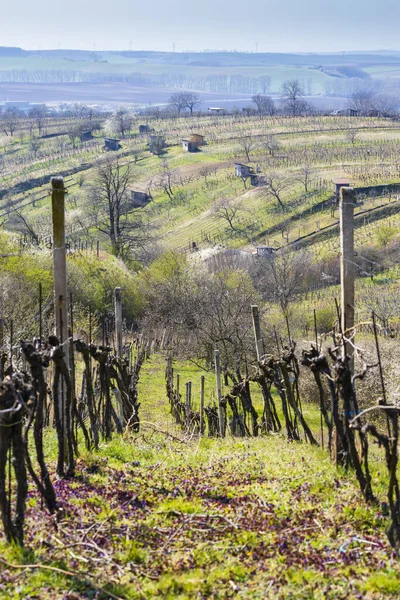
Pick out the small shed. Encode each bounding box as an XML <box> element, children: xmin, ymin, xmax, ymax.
<box><xmin>189</xmin><ymin>133</ymin><xmax>205</xmax><ymax>146</ymax></box>
<box><xmin>235</xmin><ymin>163</ymin><xmax>254</xmax><ymax>178</ymax></box>
<box><xmin>256</xmin><ymin>246</ymin><xmax>275</xmax><ymax>258</ymax></box>
<box><xmin>130</xmin><ymin>190</ymin><xmax>151</xmax><ymax>208</ymax></box>
<box><xmin>208</xmin><ymin>107</ymin><xmax>225</xmax><ymax>114</ymax></box>
<box><xmin>104</xmin><ymin>138</ymin><xmax>120</xmax><ymax>151</ymax></box>
<box><xmin>182</xmin><ymin>139</ymin><xmax>198</xmax><ymax>152</ymax></box>
<box><xmin>80</xmin><ymin>130</ymin><xmax>93</xmax><ymax>142</ymax></box>
<box><xmin>139</xmin><ymin>124</ymin><xmax>150</xmax><ymax>134</ymax></box>
<box><xmin>333</xmin><ymin>178</ymin><xmax>351</xmax><ymax>200</ymax></box>
<box><xmin>250</xmin><ymin>174</ymin><xmax>260</xmax><ymax>186</ymax></box>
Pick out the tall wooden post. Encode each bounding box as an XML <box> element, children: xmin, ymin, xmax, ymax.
<box><xmin>340</xmin><ymin>187</ymin><xmax>357</xmax><ymax>371</ymax></box>
<box><xmin>114</xmin><ymin>287</ymin><xmax>123</xmax><ymax>360</ymax></box>
<box><xmin>51</xmin><ymin>176</ymin><xmax>69</xmax><ymax>457</ymax></box>
<box><xmin>114</xmin><ymin>287</ymin><xmax>124</xmax><ymax>425</ymax></box>
<box><xmin>185</xmin><ymin>381</ymin><xmax>192</xmax><ymax>432</ymax></box>
<box><xmin>215</xmin><ymin>350</ymin><xmax>224</xmax><ymax>437</ymax></box>
<box><xmin>199</xmin><ymin>375</ymin><xmax>205</xmax><ymax>437</ymax></box>
<box><xmin>51</xmin><ymin>177</ymin><xmax>69</xmax><ymax>366</ymax></box>
<box><xmin>251</xmin><ymin>305</ymin><xmax>264</xmax><ymax>362</ymax></box>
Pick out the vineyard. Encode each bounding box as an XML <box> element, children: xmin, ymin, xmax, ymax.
<box><xmin>2</xmin><ymin>109</ymin><xmax>400</xmax><ymax>598</ymax></box>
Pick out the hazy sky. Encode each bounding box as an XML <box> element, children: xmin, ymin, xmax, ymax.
<box><xmin>2</xmin><ymin>0</ymin><xmax>399</xmax><ymax>52</ymax></box>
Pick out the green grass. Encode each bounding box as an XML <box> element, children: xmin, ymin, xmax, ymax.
<box><xmin>1</xmin><ymin>353</ymin><xmax>399</xmax><ymax>599</ymax></box>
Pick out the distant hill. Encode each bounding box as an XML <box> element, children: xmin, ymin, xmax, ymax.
<box><xmin>0</xmin><ymin>46</ymin><xmax>28</xmax><ymax>57</ymax></box>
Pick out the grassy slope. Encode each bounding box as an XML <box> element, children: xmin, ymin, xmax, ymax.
<box><xmin>1</xmin><ymin>354</ymin><xmax>400</xmax><ymax>599</ymax></box>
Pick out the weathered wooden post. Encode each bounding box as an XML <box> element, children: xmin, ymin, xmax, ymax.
<box><xmin>215</xmin><ymin>350</ymin><xmax>225</xmax><ymax>437</ymax></box>
<box><xmin>51</xmin><ymin>177</ymin><xmax>69</xmax><ymax>361</ymax></box>
<box><xmin>340</xmin><ymin>187</ymin><xmax>357</xmax><ymax>370</ymax></box>
<box><xmin>51</xmin><ymin>176</ymin><xmax>69</xmax><ymax>458</ymax></box>
<box><xmin>199</xmin><ymin>375</ymin><xmax>205</xmax><ymax>436</ymax></box>
<box><xmin>185</xmin><ymin>381</ymin><xmax>192</xmax><ymax>432</ymax></box>
<box><xmin>114</xmin><ymin>287</ymin><xmax>124</xmax><ymax>426</ymax></box>
<box><xmin>251</xmin><ymin>305</ymin><xmax>264</xmax><ymax>362</ymax></box>
<box><xmin>114</xmin><ymin>287</ymin><xmax>123</xmax><ymax>360</ymax></box>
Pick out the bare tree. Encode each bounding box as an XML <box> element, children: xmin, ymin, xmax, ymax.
<box><xmin>297</xmin><ymin>165</ymin><xmax>316</xmax><ymax>195</ymax></box>
<box><xmin>261</xmin><ymin>134</ymin><xmax>281</xmax><ymax>156</ymax></box>
<box><xmin>345</xmin><ymin>129</ymin><xmax>359</xmax><ymax>146</ymax></box>
<box><xmin>262</xmin><ymin>172</ymin><xmax>292</xmax><ymax>208</ymax></box>
<box><xmin>212</xmin><ymin>197</ymin><xmax>244</xmax><ymax>231</ymax></box>
<box><xmin>28</xmin><ymin>105</ymin><xmax>47</xmax><ymax>135</ymax></box>
<box><xmin>252</xmin><ymin>94</ymin><xmax>276</xmax><ymax>118</ymax></box>
<box><xmin>88</xmin><ymin>157</ymin><xmax>148</xmax><ymax>257</ymax></box>
<box><xmin>254</xmin><ymin>249</ymin><xmax>311</xmax><ymax>315</ymax></box>
<box><xmin>1</xmin><ymin>106</ymin><xmax>21</xmax><ymax>136</ymax></box>
<box><xmin>281</xmin><ymin>80</ymin><xmax>308</xmax><ymax>117</ymax></box>
<box><xmin>238</xmin><ymin>136</ymin><xmax>257</xmax><ymax>162</ymax></box>
<box><xmin>168</xmin><ymin>93</ymin><xmax>188</xmax><ymax>116</ymax></box>
<box><xmin>67</xmin><ymin>126</ymin><xmax>81</xmax><ymax>149</ymax></box>
<box><xmin>156</xmin><ymin>161</ymin><xmax>176</xmax><ymax>201</ymax></box>
<box><xmin>348</xmin><ymin>88</ymin><xmax>377</xmax><ymax>116</ymax></box>
<box><xmin>183</xmin><ymin>92</ymin><xmax>201</xmax><ymax>115</ymax></box>
<box><xmin>29</xmin><ymin>138</ymin><xmax>41</xmax><ymax>157</ymax></box>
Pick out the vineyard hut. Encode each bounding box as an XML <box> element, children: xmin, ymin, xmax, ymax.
<box><xmin>235</xmin><ymin>163</ymin><xmax>254</xmax><ymax>178</ymax></box>
<box><xmin>256</xmin><ymin>245</ymin><xmax>276</xmax><ymax>257</ymax></box>
<box><xmin>333</xmin><ymin>178</ymin><xmax>351</xmax><ymax>200</ymax></box>
<box><xmin>182</xmin><ymin>139</ymin><xmax>198</xmax><ymax>152</ymax></box>
<box><xmin>250</xmin><ymin>174</ymin><xmax>260</xmax><ymax>186</ymax></box>
<box><xmin>189</xmin><ymin>133</ymin><xmax>205</xmax><ymax>146</ymax></box>
<box><xmin>208</xmin><ymin>107</ymin><xmax>225</xmax><ymax>114</ymax></box>
<box><xmin>130</xmin><ymin>190</ymin><xmax>151</xmax><ymax>208</ymax></box>
<box><xmin>80</xmin><ymin>130</ymin><xmax>93</xmax><ymax>142</ymax></box>
<box><xmin>139</xmin><ymin>124</ymin><xmax>150</xmax><ymax>134</ymax></box>
<box><xmin>104</xmin><ymin>138</ymin><xmax>121</xmax><ymax>151</ymax></box>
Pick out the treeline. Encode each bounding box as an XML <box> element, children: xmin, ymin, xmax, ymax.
<box><xmin>0</xmin><ymin>69</ymin><xmax>275</xmax><ymax>94</ymax></box>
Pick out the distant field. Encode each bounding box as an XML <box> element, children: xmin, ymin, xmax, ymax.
<box><xmin>2</xmin><ymin>51</ymin><xmax>400</xmax><ymax>95</ymax></box>
<box><xmin>0</xmin><ymin>83</ymin><xmax>349</xmax><ymax>110</ymax></box>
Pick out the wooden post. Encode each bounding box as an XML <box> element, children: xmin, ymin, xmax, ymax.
<box><xmin>176</xmin><ymin>374</ymin><xmax>180</xmax><ymax>398</ymax></box>
<box><xmin>51</xmin><ymin>177</ymin><xmax>69</xmax><ymax>363</ymax></box>
<box><xmin>185</xmin><ymin>381</ymin><xmax>192</xmax><ymax>432</ymax></box>
<box><xmin>114</xmin><ymin>287</ymin><xmax>124</xmax><ymax>426</ymax></box>
<box><xmin>114</xmin><ymin>287</ymin><xmax>123</xmax><ymax>360</ymax></box>
<box><xmin>340</xmin><ymin>187</ymin><xmax>357</xmax><ymax>371</ymax></box>
<box><xmin>251</xmin><ymin>305</ymin><xmax>264</xmax><ymax>362</ymax></box>
<box><xmin>51</xmin><ymin>176</ymin><xmax>69</xmax><ymax>458</ymax></box>
<box><xmin>200</xmin><ymin>375</ymin><xmax>205</xmax><ymax>436</ymax></box>
<box><xmin>215</xmin><ymin>350</ymin><xmax>224</xmax><ymax>437</ymax></box>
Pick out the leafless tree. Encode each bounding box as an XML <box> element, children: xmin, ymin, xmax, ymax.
<box><xmin>88</xmin><ymin>156</ymin><xmax>148</xmax><ymax>257</ymax></box>
<box><xmin>212</xmin><ymin>197</ymin><xmax>244</xmax><ymax>231</ymax></box>
<box><xmin>183</xmin><ymin>92</ymin><xmax>201</xmax><ymax>115</ymax></box>
<box><xmin>254</xmin><ymin>249</ymin><xmax>312</xmax><ymax>315</ymax></box>
<box><xmin>297</xmin><ymin>165</ymin><xmax>316</xmax><ymax>194</ymax></box>
<box><xmin>156</xmin><ymin>161</ymin><xmax>176</xmax><ymax>201</ymax></box>
<box><xmin>238</xmin><ymin>136</ymin><xmax>257</xmax><ymax>162</ymax></box>
<box><xmin>252</xmin><ymin>94</ymin><xmax>276</xmax><ymax>118</ymax></box>
<box><xmin>345</xmin><ymin>129</ymin><xmax>359</xmax><ymax>146</ymax></box>
<box><xmin>1</xmin><ymin>106</ymin><xmax>21</xmax><ymax>136</ymax></box>
<box><xmin>67</xmin><ymin>126</ymin><xmax>80</xmax><ymax>149</ymax></box>
<box><xmin>28</xmin><ymin>105</ymin><xmax>47</xmax><ymax>135</ymax></box>
<box><xmin>29</xmin><ymin>138</ymin><xmax>41</xmax><ymax>157</ymax></box>
<box><xmin>261</xmin><ymin>134</ymin><xmax>281</xmax><ymax>156</ymax></box>
<box><xmin>280</xmin><ymin>80</ymin><xmax>307</xmax><ymax>116</ymax></box>
<box><xmin>262</xmin><ymin>172</ymin><xmax>292</xmax><ymax>208</ymax></box>
<box><xmin>168</xmin><ymin>93</ymin><xmax>188</xmax><ymax>116</ymax></box>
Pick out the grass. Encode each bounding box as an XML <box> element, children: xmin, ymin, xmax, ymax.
<box><xmin>1</xmin><ymin>353</ymin><xmax>400</xmax><ymax>599</ymax></box>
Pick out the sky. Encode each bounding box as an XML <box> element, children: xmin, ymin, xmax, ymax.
<box><xmin>1</xmin><ymin>0</ymin><xmax>399</xmax><ymax>53</ymax></box>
